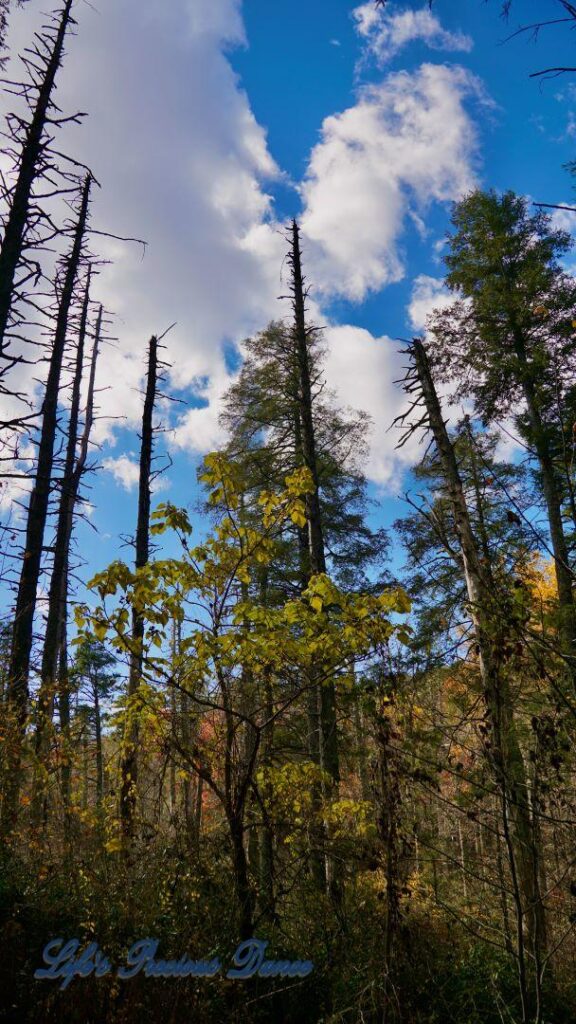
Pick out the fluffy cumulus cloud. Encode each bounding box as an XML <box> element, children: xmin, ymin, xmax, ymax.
<box><xmin>408</xmin><ymin>274</ymin><xmax>454</xmax><ymax>331</ymax></box>
<box><xmin>323</xmin><ymin>326</ymin><xmax>422</xmax><ymax>487</ymax></box>
<box><xmin>102</xmin><ymin>455</ymin><xmax>171</xmax><ymax>494</ymax></box>
<box><xmin>546</xmin><ymin>203</ymin><xmax>576</xmax><ymax>236</ymax></box>
<box><xmin>101</xmin><ymin>456</ymin><xmax>141</xmax><ymax>492</ymax></box>
<box><xmin>300</xmin><ymin>64</ymin><xmax>483</xmax><ymax>301</ymax></box>
<box><xmin>352</xmin><ymin>2</ymin><xmax>473</xmax><ymax>65</ymax></box>
<box><xmin>171</xmin><ymin>369</ymin><xmax>231</xmax><ymax>454</ymax></box>
<box><xmin>1</xmin><ymin>0</ymin><xmax>283</xmax><ymax>459</ymax></box>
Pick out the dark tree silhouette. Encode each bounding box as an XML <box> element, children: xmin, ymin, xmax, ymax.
<box><xmin>1</xmin><ymin>173</ymin><xmax>91</xmax><ymax>837</ymax></box>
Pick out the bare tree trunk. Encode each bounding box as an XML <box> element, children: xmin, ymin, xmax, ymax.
<box><xmin>521</xmin><ymin>368</ymin><xmax>576</xmax><ymax>676</ymax></box>
<box><xmin>257</xmin><ymin>663</ymin><xmax>276</xmax><ymax>923</ymax></box>
<box><xmin>194</xmin><ymin>775</ymin><xmax>203</xmax><ymax>846</ymax></box>
<box><xmin>502</xmin><ymin>317</ymin><xmax>576</xmax><ymax>680</ymax></box>
<box><xmin>288</xmin><ymin>220</ymin><xmax>340</xmax><ymax>896</ymax></box>
<box><xmin>31</xmin><ymin>271</ymin><xmax>96</xmax><ymax>824</ymax></box>
<box><xmin>353</xmin><ymin>664</ymin><xmax>371</xmax><ymax>803</ymax></box>
<box><xmin>408</xmin><ymin>339</ymin><xmax>545</xmax><ymax>1022</ymax></box>
<box><xmin>292</xmin><ymin>445</ymin><xmax>325</xmax><ymax>887</ymax></box>
<box><xmin>179</xmin><ymin>690</ymin><xmax>194</xmax><ymax>842</ymax></box>
<box><xmin>93</xmin><ymin>680</ymin><xmax>103</xmax><ymax>805</ymax></box>
<box><xmin>373</xmin><ymin>708</ymin><xmax>403</xmax><ymax>1024</ymax></box>
<box><xmin>120</xmin><ymin>334</ymin><xmax>158</xmax><ymax>849</ymax></box>
<box><xmin>174</xmin><ymin>601</ymin><xmax>203</xmax><ymax>849</ymax></box>
<box><xmin>458</xmin><ymin>820</ymin><xmax>468</xmax><ymax>903</ymax></box>
<box><xmin>60</xmin><ymin>309</ymin><xmax>100</xmax><ymax>829</ymax></box>
<box><xmin>228</xmin><ymin>806</ymin><xmax>255</xmax><ymax>941</ymax></box>
<box><xmin>0</xmin><ymin>0</ymin><xmax>75</xmax><ymax>359</ymax></box>
<box><xmin>58</xmin><ymin>618</ymin><xmax>72</xmax><ymax>825</ymax></box>
<box><xmin>81</xmin><ymin>714</ymin><xmax>89</xmax><ymax>811</ymax></box>
<box><xmin>1</xmin><ymin>174</ymin><xmax>91</xmax><ymax>838</ymax></box>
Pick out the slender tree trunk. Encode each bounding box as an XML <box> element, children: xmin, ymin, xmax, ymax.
<box><xmin>179</xmin><ymin>690</ymin><xmax>195</xmax><ymax>842</ymax></box>
<box><xmin>288</xmin><ymin>220</ymin><xmax>340</xmax><ymax>895</ymax></box>
<box><xmin>194</xmin><ymin>775</ymin><xmax>203</xmax><ymax>846</ymax></box>
<box><xmin>120</xmin><ymin>334</ymin><xmax>158</xmax><ymax>849</ymax></box>
<box><xmin>373</xmin><ymin>708</ymin><xmax>403</xmax><ymax>1024</ymax></box>
<box><xmin>523</xmin><ymin>387</ymin><xmax>576</xmax><ymax>666</ymax></box>
<box><xmin>258</xmin><ymin>663</ymin><xmax>276</xmax><ymax>922</ymax></box>
<box><xmin>511</xmin><ymin>322</ymin><xmax>576</xmax><ymax>680</ymax></box>
<box><xmin>353</xmin><ymin>665</ymin><xmax>371</xmax><ymax>803</ymax></box>
<box><xmin>458</xmin><ymin>820</ymin><xmax>468</xmax><ymax>903</ymax></box>
<box><xmin>0</xmin><ymin>643</ymin><xmax>7</xmax><ymax>706</ymax></box>
<box><xmin>410</xmin><ymin>338</ymin><xmax>546</xmax><ymax>1021</ymax></box>
<box><xmin>59</xmin><ymin>307</ymin><xmax>100</xmax><ymax>828</ymax></box>
<box><xmin>31</xmin><ymin>271</ymin><xmax>95</xmax><ymax>825</ymax></box>
<box><xmin>93</xmin><ymin>681</ymin><xmax>103</xmax><ymax>805</ymax></box>
<box><xmin>168</xmin><ymin>616</ymin><xmax>179</xmax><ymax>824</ymax></box>
<box><xmin>58</xmin><ymin>618</ymin><xmax>72</xmax><ymax>826</ymax></box>
<box><xmin>81</xmin><ymin>715</ymin><xmax>89</xmax><ymax>811</ymax></box>
<box><xmin>495</xmin><ymin>795</ymin><xmax>515</xmax><ymax>957</ymax></box>
<box><xmin>175</xmin><ymin>603</ymin><xmax>203</xmax><ymax>849</ymax></box>
<box><xmin>464</xmin><ymin>416</ymin><xmax>492</xmax><ymax>565</ymax></box>
<box><xmin>0</xmin><ymin>0</ymin><xmax>75</xmax><ymax>359</ymax></box>
<box><xmin>293</xmin><ymin>442</ymin><xmax>325</xmax><ymax>886</ymax></box>
<box><xmin>1</xmin><ymin>175</ymin><xmax>91</xmax><ymax>838</ymax></box>
<box><xmin>229</xmin><ymin>808</ymin><xmax>255</xmax><ymax>940</ymax></box>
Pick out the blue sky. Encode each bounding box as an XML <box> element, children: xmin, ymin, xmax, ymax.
<box><xmin>2</xmin><ymin>0</ymin><xmax>576</xmax><ymax>601</ymax></box>
<box><xmin>233</xmin><ymin>0</ymin><xmax>576</xmax><ymax>339</ymax></box>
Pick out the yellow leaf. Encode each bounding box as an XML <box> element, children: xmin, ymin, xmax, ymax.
<box><xmin>290</xmin><ymin>509</ymin><xmax>307</xmax><ymax>529</ymax></box>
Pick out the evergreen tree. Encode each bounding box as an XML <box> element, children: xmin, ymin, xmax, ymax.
<box><xmin>70</xmin><ymin>637</ymin><xmax>118</xmax><ymax>805</ymax></box>
<box><xmin>429</xmin><ymin>190</ymin><xmax>576</xmax><ymax>682</ymax></box>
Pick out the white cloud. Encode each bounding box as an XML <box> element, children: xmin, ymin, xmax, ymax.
<box><xmin>102</xmin><ymin>456</ymin><xmax>140</xmax><ymax>491</ymax></box>
<box><xmin>300</xmin><ymin>64</ymin><xmax>483</xmax><ymax>301</ymax></box>
<box><xmin>408</xmin><ymin>274</ymin><xmax>453</xmax><ymax>331</ymax></box>
<box><xmin>353</xmin><ymin>3</ymin><xmax>473</xmax><ymax>65</ymax></box>
<box><xmin>323</xmin><ymin>325</ymin><xmax>422</xmax><ymax>488</ymax></box>
<box><xmin>184</xmin><ymin>0</ymin><xmax>246</xmax><ymax>43</ymax></box>
<box><xmin>171</xmin><ymin>369</ymin><xmax>231</xmax><ymax>454</ymax></box>
<box><xmin>546</xmin><ymin>203</ymin><xmax>576</xmax><ymax>235</ymax></box>
<box><xmin>0</xmin><ymin>0</ymin><xmax>284</xmax><ymax>449</ymax></box>
<box><xmin>103</xmin><ymin>454</ymin><xmax>171</xmax><ymax>494</ymax></box>
<box><xmin>0</xmin><ymin>472</ymin><xmax>32</xmax><ymax>516</ymax></box>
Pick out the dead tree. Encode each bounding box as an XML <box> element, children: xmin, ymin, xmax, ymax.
<box><xmin>31</xmin><ymin>272</ymin><xmax>100</xmax><ymax>824</ymax></box>
<box><xmin>120</xmin><ymin>334</ymin><xmax>158</xmax><ymax>849</ymax></box>
<box><xmin>287</xmin><ymin>220</ymin><xmax>340</xmax><ymax>894</ymax></box>
<box><xmin>0</xmin><ymin>173</ymin><xmax>91</xmax><ymax>838</ymax></box>
<box><xmin>0</xmin><ymin>0</ymin><xmax>77</xmax><ymax>365</ymax></box>
<box><xmin>58</xmin><ymin>303</ymin><xmax>101</xmax><ymax>822</ymax></box>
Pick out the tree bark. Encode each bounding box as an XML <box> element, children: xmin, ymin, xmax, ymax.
<box><xmin>58</xmin><ymin>618</ymin><xmax>72</xmax><ymax>824</ymax></box>
<box><xmin>410</xmin><ymin>338</ymin><xmax>546</xmax><ymax>1021</ymax></box>
<box><xmin>1</xmin><ymin>174</ymin><xmax>91</xmax><ymax>838</ymax></box>
<box><xmin>0</xmin><ymin>0</ymin><xmax>75</xmax><ymax>359</ymax></box>
<box><xmin>229</xmin><ymin>807</ymin><xmax>255</xmax><ymax>940</ymax></box>
<box><xmin>288</xmin><ymin>220</ymin><xmax>340</xmax><ymax>895</ymax></box>
<box><xmin>120</xmin><ymin>334</ymin><xmax>158</xmax><ymax>848</ymax></box>
<box><xmin>512</xmin><ymin>322</ymin><xmax>576</xmax><ymax>680</ymax></box>
<box><xmin>373</xmin><ymin>709</ymin><xmax>403</xmax><ymax>1024</ymax></box>
<box><xmin>257</xmin><ymin>661</ymin><xmax>276</xmax><ymax>923</ymax></box>
<box><xmin>31</xmin><ymin>272</ymin><xmax>96</xmax><ymax>825</ymax></box>
<box><xmin>93</xmin><ymin>678</ymin><xmax>103</xmax><ymax>804</ymax></box>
